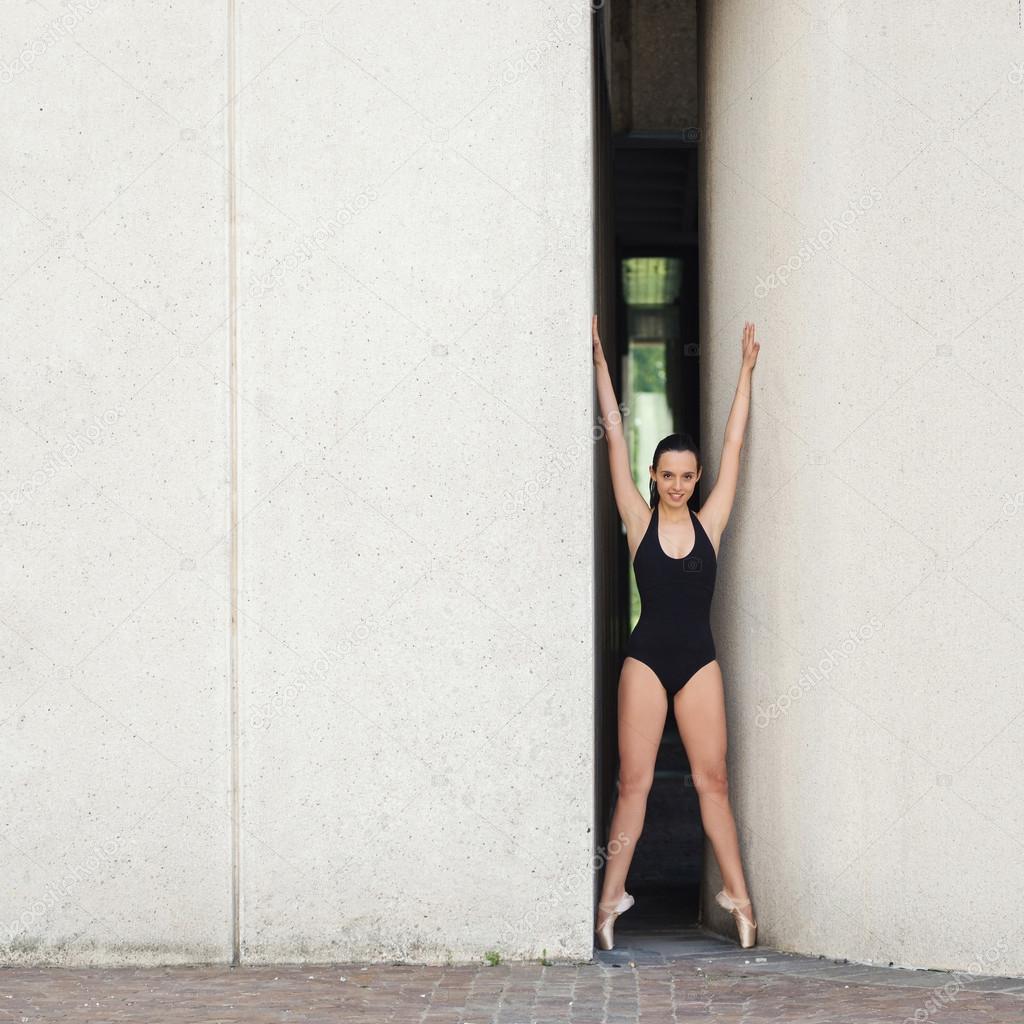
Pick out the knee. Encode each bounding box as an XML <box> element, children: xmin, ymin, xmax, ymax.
<box><xmin>691</xmin><ymin>763</ymin><xmax>729</xmax><ymax>798</ymax></box>
<box><xmin>617</xmin><ymin>770</ymin><xmax>654</xmax><ymax>801</ymax></box>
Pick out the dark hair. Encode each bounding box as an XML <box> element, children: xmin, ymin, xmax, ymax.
<box><xmin>648</xmin><ymin>433</ymin><xmax>702</xmax><ymax>508</ymax></box>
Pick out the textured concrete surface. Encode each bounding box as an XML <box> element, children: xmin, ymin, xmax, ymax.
<box><xmin>4</xmin><ymin>928</ymin><xmax>1024</xmax><ymax>1022</ymax></box>
<box><xmin>0</xmin><ymin>0</ymin><xmax>233</xmax><ymax>965</ymax></box>
<box><xmin>1</xmin><ymin>1</ymin><xmax>594</xmax><ymax>964</ymax></box>
<box><xmin>701</xmin><ymin>0</ymin><xmax>1024</xmax><ymax>977</ymax></box>
<box><xmin>233</xmin><ymin>0</ymin><xmax>594</xmax><ymax>963</ymax></box>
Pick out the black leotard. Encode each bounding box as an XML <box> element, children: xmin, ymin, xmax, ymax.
<box><xmin>624</xmin><ymin>502</ymin><xmax>717</xmax><ymax>697</ymax></box>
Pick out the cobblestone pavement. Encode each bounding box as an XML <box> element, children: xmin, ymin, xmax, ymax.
<box><xmin>3</xmin><ymin>927</ymin><xmax>1024</xmax><ymax>1023</ymax></box>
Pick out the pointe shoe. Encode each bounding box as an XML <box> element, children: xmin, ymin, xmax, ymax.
<box><xmin>595</xmin><ymin>891</ymin><xmax>635</xmax><ymax>950</ymax></box>
<box><xmin>715</xmin><ymin>889</ymin><xmax>757</xmax><ymax>948</ymax></box>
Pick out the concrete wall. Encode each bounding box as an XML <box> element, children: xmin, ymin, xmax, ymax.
<box><xmin>1</xmin><ymin>0</ymin><xmax>233</xmax><ymax>966</ymax></box>
<box><xmin>1</xmin><ymin>0</ymin><xmax>595</xmax><ymax>965</ymax></box>
<box><xmin>702</xmin><ymin>0</ymin><xmax>1024</xmax><ymax>976</ymax></box>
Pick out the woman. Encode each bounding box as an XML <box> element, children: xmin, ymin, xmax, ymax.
<box><xmin>591</xmin><ymin>314</ymin><xmax>760</xmax><ymax>950</ymax></box>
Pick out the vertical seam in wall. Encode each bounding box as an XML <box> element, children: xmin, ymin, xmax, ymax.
<box><xmin>227</xmin><ymin>0</ymin><xmax>241</xmax><ymax>967</ymax></box>
<box><xmin>590</xmin><ymin>3</ymin><xmax>598</xmax><ymax>911</ymax></box>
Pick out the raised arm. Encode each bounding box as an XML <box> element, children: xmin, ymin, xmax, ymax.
<box><xmin>699</xmin><ymin>322</ymin><xmax>760</xmax><ymax>544</ymax></box>
<box><xmin>592</xmin><ymin>315</ymin><xmax>650</xmax><ymax>533</ymax></box>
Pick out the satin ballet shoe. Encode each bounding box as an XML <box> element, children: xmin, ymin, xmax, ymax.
<box><xmin>594</xmin><ymin>891</ymin><xmax>635</xmax><ymax>950</ymax></box>
<box><xmin>715</xmin><ymin>888</ymin><xmax>757</xmax><ymax>948</ymax></box>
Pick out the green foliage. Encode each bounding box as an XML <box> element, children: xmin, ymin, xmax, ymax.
<box><xmin>631</xmin><ymin>343</ymin><xmax>667</xmax><ymax>392</ymax></box>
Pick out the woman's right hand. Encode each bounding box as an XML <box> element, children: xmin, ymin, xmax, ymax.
<box><xmin>592</xmin><ymin>314</ymin><xmax>607</xmax><ymax>368</ymax></box>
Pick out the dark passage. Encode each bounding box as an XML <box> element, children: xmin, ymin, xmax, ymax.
<box><xmin>593</xmin><ymin>0</ymin><xmax>705</xmax><ymax>939</ymax></box>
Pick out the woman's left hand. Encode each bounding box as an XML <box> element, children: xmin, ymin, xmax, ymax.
<box><xmin>742</xmin><ymin>321</ymin><xmax>760</xmax><ymax>371</ymax></box>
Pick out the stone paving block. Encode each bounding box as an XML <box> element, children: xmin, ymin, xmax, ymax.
<box><xmin>2</xmin><ymin>934</ymin><xmax>1023</xmax><ymax>1022</ymax></box>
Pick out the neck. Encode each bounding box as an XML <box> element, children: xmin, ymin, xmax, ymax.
<box><xmin>657</xmin><ymin>501</ymin><xmax>690</xmax><ymax>522</ymax></box>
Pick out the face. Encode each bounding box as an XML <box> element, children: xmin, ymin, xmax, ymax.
<box><xmin>650</xmin><ymin>450</ymin><xmax>701</xmax><ymax>506</ymax></box>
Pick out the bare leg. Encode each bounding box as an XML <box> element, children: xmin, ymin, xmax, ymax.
<box><xmin>673</xmin><ymin>660</ymin><xmax>756</xmax><ymax>924</ymax></box>
<box><xmin>596</xmin><ymin>657</ymin><xmax>667</xmax><ymax>931</ymax></box>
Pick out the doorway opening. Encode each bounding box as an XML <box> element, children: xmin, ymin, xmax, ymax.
<box><xmin>593</xmin><ymin>0</ymin><xmax>704</xmax><ymax>939</ymax></box>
